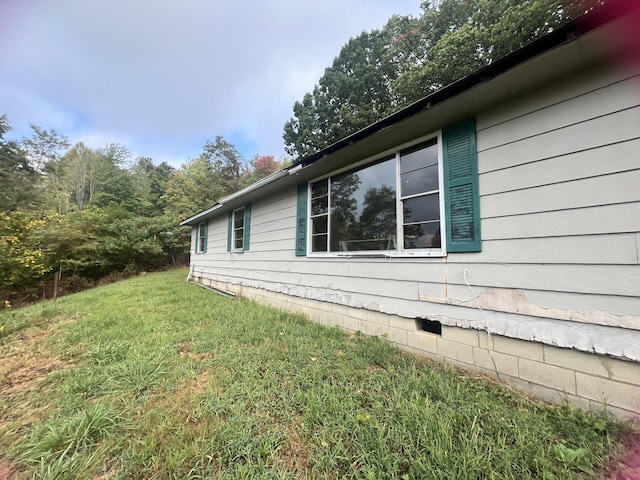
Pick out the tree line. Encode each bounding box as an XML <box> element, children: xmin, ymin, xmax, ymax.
<box><xmin>283</xmin><ymin>0</ymin><xmax>602</xmax><ymax>158</ymax></box>
<box><xmin>0</xmin><ymin>115</ymin><xmax>284</xmax><ymax>305</ymax></box>
<box><xmin>3</xmin><ymin>0</ymin><xmax>602</xmax><ymax>306</ymax></box>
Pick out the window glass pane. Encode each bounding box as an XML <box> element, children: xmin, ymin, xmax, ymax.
<box><xmin>400</xmin><ymin>139</ymin><xmax>437</xmax><ymax>173</ymax></box>
<box><xmin>312</xmin><ymin>234</ymin><xmax>327</xmax><ymax>252</ymax></box>
<box><xmin>403</xmin><ymin>193</ymin><xmax>440</xmax><ymax>224</ymax></box>
<box><xmin>234</xmin><ymin>209</ymin><xmax>244</xmax><ymax>229</ymax></box>
<box><xmin>311</xmin><ymin>196</ymin><xmax>328</xmax><ymax>215</ymax></box>
<box><xmin>311</xmin><ymin>179</ymin><xmax>328</xmax><ymax>198</ymax></box>
<box><xmin>401</xmin><ymin>163</ymin><xmax>439</xmax><ymax>197</ymax></box>
<box><xmin>307</xmin><ymin>140</ymin><xmax>444</xmax><ymax>254</ymax></box>
<box><xmin>404</xmin><ymin>222</ymin><xmax>441</xmax><ymax>249</ymax></box>
<box><xmin>312</xmin><ymin>216</ymin><xmax>327</xmax><ymax>234</ymax></box>
<box><xmin>198</xmin><ymin>223</ymin><xmax>205</xmax><ymax>252</ymax></box>
<box><xmin>234</xmin><ymin>236</ymin><xmax>243</xmax><ymax>249</ymax></box>
<box><xmin>329</xmin><ymin>158</ymin><xmax>396</xmax><ymax>251</ymax></box>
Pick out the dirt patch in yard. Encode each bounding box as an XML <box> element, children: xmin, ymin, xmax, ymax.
<box><xmin>0</xmin><ymin>317</ymin><xmax>75</xmax><ymax>432</ymax></box>
<box><xmin>606</xmin><ymin>430</ymin><xmax>640</xmax><ymax>480</ymax></box>
<box><xmin>0</xmin><ymin>318</ymin><xmax>73</xmax><ymax>399</ymax></box>
<box><xmin>0</xmin><ymin>457</ymin><xmax>19</xmax><ymax>480</ymax></box>
<box><xmin>276</xmin><ymin>414</ymin><xmax>311</xmax><ymax>476</ymax></box>
<box><xmin>0</xmin><ymin>354</ymin><xmax>67</xmax><ymax>397</ymax></box>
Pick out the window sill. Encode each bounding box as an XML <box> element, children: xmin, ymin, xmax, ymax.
<box><xmin>306</xmin><ymin>250</ymin><xmax>447</xmax><ymax>259</ymax></box>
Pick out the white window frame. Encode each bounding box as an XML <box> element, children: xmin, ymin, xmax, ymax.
<box><xmin>231</xmin><ymin>207</ymin><xmax>245</xmax><ymax>251</ymax></box>
<box><xmin>307</xmin><ymin>131</ymin><xmax>446</xmax><ymax>258</ymax></box>
<box><xmin>196</xmin><ymin>222</ymin><xmax>207</xmax><ymax>253</ymax></box>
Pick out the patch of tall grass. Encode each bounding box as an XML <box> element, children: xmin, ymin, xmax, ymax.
<box><xmin>0</xmin><ymin>269</ymin><xmax>631</xmax><ymax>479</ymax></box>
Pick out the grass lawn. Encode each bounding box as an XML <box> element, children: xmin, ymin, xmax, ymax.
<box><xmin>0</xmin><ymin>268</ymin><xmax>634</xmax><ymax>479</ymax></box>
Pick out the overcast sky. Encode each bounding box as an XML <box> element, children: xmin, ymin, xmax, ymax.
<box><xmin>0</xmin><ymin>1</ymin><xmax>422</xmax><ymax>167</ymax></box>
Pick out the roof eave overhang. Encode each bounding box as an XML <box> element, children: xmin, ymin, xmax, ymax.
<box><xmin>291</xmin><ymin>0</ymin><xmax>636</xmax><ymax>171</ymax></box>
<box><xmin>179</xmin><ymin>169</ymin><xmax>288</xmax><ymax>226</ymax></box>
<box><xmin>180</xmin><ymin>0</ymin><xmax>638</xmax><ymax>227</ymax></box>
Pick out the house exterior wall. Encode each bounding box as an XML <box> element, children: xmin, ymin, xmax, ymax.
<box><xmin>188</xmin><ymin>58</ymin><xmax>640</xmax><ymax>418</ymax></box>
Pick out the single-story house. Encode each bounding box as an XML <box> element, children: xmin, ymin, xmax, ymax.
<box><xmin>182</xmin><ymin>0</ymin><xmax>640</xmax><ymax>419</ymax></box>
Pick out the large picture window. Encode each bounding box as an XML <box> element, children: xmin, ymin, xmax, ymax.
<box><xmin>309</xmin><ymin>136</ymin><xmax>443</xmax><ymax>254</ymax></box>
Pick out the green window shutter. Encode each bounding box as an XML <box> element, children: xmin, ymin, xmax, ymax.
<box><xmin>227</xmin><ymin>212</ymin><xmax>232</xmax><ymax>252</ymax></box>
<box><xmin>194</xmin><ymin>226</ymin><xmax>199</xmax><ymax>253</ymax></box>
<box><xmin>295</xmin><ymin>183</ymin><xmax>308</xmax><ymax>256</ymax></box>
<box><xmin>203</xmin><ymin>221</ymin><xmax>208</xmax><ymax>253</ymax></box>
<box><xmin>443</xmin><ymin>117</ymin><xmax>481</xmax><ymax>252</ymax></box>
<box><xmin>243</xmin><ymin>203</ymin><xmax>251</xmax><ymax>251</ymax></box>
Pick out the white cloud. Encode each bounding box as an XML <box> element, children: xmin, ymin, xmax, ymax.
<box><xmin>0</xmin><ymin>0</ymin><xmax>422</xmax><ymax>166</ymax></box>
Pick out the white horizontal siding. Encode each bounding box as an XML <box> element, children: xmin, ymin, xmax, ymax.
<box><xmin>190</xmin><ymin>60</ymin><xmax>640</xmax><ymax>346</ymax></box>
<box><xmin>478</xmin><ymin>105</ymin><xmax>640</xmax><ymax>172</ymax></box>
<box><xmin>196</xmin><ymin>257</ymin><xmax>639</xmax><ymax>298</ymax></box>
<box><xmin>480</xmin><ymin>137</ymin><xmax>640</xmax><ymax>195</ymax></box>
<box><xmin>483</xmin><ymin>202</ymin><xmax>640</xmax><ymax>239</ymax></box>
<box><xmin>476</xmin><ymin>62</ymin><xmax>638</xmax><ymax>132</ymax></box>
<box><xmin>482</xmin><ymin>169</ymin><xmax>640</xmax><ymax>218</ymax></box>
<box><xmin>477</xmin><ymin>73</ymin><xmax>640</xmax><ymax>152</ymax></box>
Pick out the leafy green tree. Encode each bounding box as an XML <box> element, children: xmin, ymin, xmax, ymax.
<box><xmin>0</xmin><ymin>211</ymin><xmax>50</xmax><ymax>294</ymax></box>
<box><xmin>164</xmin><ymin>136</ymin><xmax>248</xmax><ymax>219</ymax></box>
<box><xmin>148</xmin><ymin>161</ymin><xmax>175</xmax><ymax>214</ymax></box>
<box><xmin>163</xmin><ymin>158</ymin><xmax>219</xmax><ymax>219</ymax></box>
<box><xmin>90</xmin><ymin>144</ymin><xmax>139</xmax><ymax>212</ymax></box>
<box><xmin>201</xmin><ymin>136</ymin><xmax>247</xmax><ymax>193</ymax></box>
<box><xmin>131</xmin><ymin>158</ymin><xmax>176</xmax><ymax>216</ymax></box>
<box><xmin>22</xmin><ymin>123</ymin><xmax>69</xmax><ymax>173</ymax></box>
<box><xmin>0</xmin><ymin>115</ymin><xmax>39</xmax><ymax>212</ymax></box>
<box><xmin>284</xmin><ymin>0</ymin><xmax>595</xmax><ymax>159</ymax></box>
<box><xmin>98</xmin><ymin>215</ymin><xmax>168</xmax><ymax>272</ymax></box>
<box><xmin>57</xmin><ymin>142</ymin><xmax>100</xmax><ymax>211</ymax></box>
<box><xmin>284</xmin><ymin>28</ymin><xmax>400</xmax><ymax>158</ymax></box>
<box><xmin>37</xmin><ymin>210</ymin><xmax>105</xmax><ymax>297</ymax></box>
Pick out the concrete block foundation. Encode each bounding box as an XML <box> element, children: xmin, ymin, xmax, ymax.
<box><xmin>192</xmin><ymin>276</ymin><xmax>640</xmax><ymax>420</ymax></box>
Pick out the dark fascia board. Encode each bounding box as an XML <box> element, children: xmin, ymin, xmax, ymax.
<box><xmin>181</xmin><ymin>0</ymin><xmax>637</xmax><ymax>227</ymax></box>
<box><xmin>290</xmin><ymin>0</ymin><xmax>638</xmax><ymax>170</ymax></box>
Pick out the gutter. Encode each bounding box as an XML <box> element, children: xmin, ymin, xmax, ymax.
<box><xmin>288</xmin><ymin>0</ymin><xmax>634</xmax><ymax>171</ymax></box>
<box><xmin>179</xmin><ymin>169</ymin><xmax>288</xmax><ymax>225</ymax></box>
<box><xmin>181</xmin><ymin>0</ymin><xmax>636</xmax><ymax>227</ymax></box>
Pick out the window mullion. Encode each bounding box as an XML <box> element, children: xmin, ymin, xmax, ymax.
<box><xmin>326</xmin><ymin>176</ymin><xmax>331</xmax><ymax>252</ymax></box>
<box><xmin>395</xmin><ymin>153</ymin><xmax>403</xmax><ymax>252</ymax></box>
<box><xmin>436</xmin><ymin>130</ymin><xmax>447</xmax><ymax>255</ymax></box>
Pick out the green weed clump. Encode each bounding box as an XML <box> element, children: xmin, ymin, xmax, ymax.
<box><xmin>0</xmin><ymin>269</ymin><xmax>631</xmax><ymax>479</ymax></box>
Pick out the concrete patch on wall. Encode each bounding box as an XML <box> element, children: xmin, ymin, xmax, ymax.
<box><xmin>189</xmin><ymin>275</ymin><xmax>640</xmax><ymax>420</ymax></box>
<box><xmin>191</xmin><ymin>270</ymin><xmax>640</xmax><ymax>361</ymax></box>
<box><xmin>420</xmin><ymin>286</ymin><xmax>640</xmax><ymax>330</ymax></box>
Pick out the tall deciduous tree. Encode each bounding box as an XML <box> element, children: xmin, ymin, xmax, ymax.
<box><xmin>284</xmin><ymin>0</ymin><xmax>598</xmax><ymax>159</ymax></box>
<box><xmin>201</xmin><ymin>136</ymin><xmax>247</xmax><ymax>194</ymax></box>
<box><xmin>22</xmin><ymin>123</ymin><xmax>69</xmax><ymax>173</ymax></box>
<box><xmin>284</xmin><ymin>28</ymin><xmax>400</xmax><ymax>158</ymax></box>
<box><xmin>164</xmin><ymin>136</ymin><xmax>247</xmax><ymax>218</ymax></box>
<box><xmin>0</xmin><ymin>115</ymin><xmax>38</xmax><ymax>212</ymax></box>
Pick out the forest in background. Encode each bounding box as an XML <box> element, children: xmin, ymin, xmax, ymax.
<box><xmin>1</xmin><ymin>0</ymin><xmax>603</xmax><ymax>306</ymax></box>
<box><xmin>0</xmin><ymin>116</ymin><xmax>283</xmax><ymax>305</ymax></box>
<box><xmin>283</xmin><ymin>0</ymin><xmax>601</xmax><ymax>158</ymax></box>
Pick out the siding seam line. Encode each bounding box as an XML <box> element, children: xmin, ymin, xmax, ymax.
<box><xmin>478</xmin><ymin>105</ymin><xmax>640</xmax><ymax>153</ymax></box>
<box><xmin>476</xmin><ymin>72</ymin><xmax>640</xmax><ymax>133</ymax></box>
<box><xmin>478</xmin><ymin>136</ymin><xmax>640</xmax><ymax>175</ymax></box>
